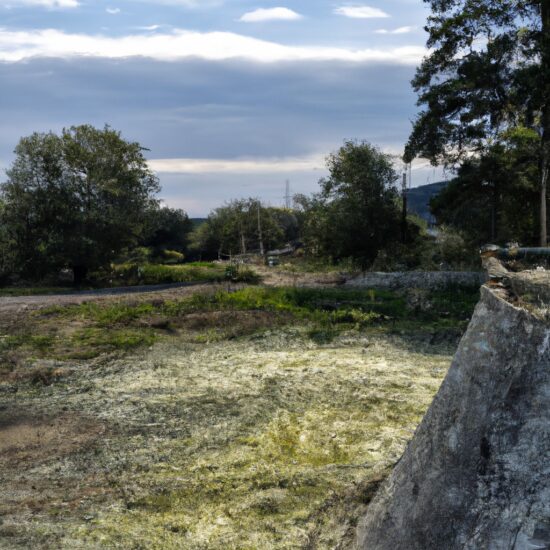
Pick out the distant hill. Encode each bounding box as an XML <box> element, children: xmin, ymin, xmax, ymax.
<box><xmin>406</xmin><ymin>181</ymin><xmax>449</xmax><ymax>223</ymax></box>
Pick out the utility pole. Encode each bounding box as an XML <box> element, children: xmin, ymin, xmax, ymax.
<box><xmin>401</xmin><ymin>170</ymin><xmax>408</xmax><ymax>243</ymax></box>
<box><xmin>257</xmin><ymin>201</ymin><xmax>265</xmax><ymax>256</ymax></box>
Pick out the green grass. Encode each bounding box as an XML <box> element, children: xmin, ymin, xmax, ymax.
<box><xmin>108</xmin><ymin>263</ymin><xmax>225</xmax><ymax>285</ymax></box>
<box><xmin>108</xmin><ymin>263</ymin><xmax>259</xmax><ymax>286</ymax></box>
<box><xmin>70</xmin><ymin>327</ymin><xmax>157</xmax><ymax>356</ymax></box>
<box><xmin>163</xmin><ymin>286</ymin><xmax>477</xmax><ymax>333</ymax></box>
<box><xmin>40</xmin><ymin>286</ymin><xmax>478</xmax><ymax>334</ymax></box>
<box><xmin>13</xmin><ymin>286</ymin><xmax>477</xmax><ymax>366</ymax></box>
<box><xmin>0</xmin><ymin>334</ymin><xmax>56</xmax><ymax>353</ymax></box>
<box><xmin>270</xmin><ymin>256</ymin><xmax>359</xmax><ymax>274</ymax></box>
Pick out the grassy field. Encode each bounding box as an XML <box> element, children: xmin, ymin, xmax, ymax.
<box><xmin>0</xmin><ymin>285</ymin><xmax>478</xmax><ymax>548</ymax></box>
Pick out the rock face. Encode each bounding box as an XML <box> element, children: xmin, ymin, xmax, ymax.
<box><xmin>357</xmin><ymin>286</ymin><xmax>550</xmax><ymax>549</ymax></box>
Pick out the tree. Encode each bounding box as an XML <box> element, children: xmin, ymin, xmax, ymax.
<box><xmin>431</xmin><ymin>127</ymin><xmax>540</xmax><ymax>245</ymax></box>
<box><xmin>297</xmin><ymin>140</ymin><xmax>403</xmax><ymax>267</ymax></box>
<box><xmin>0</xmin><ymin>199</ymin><xmax>16</xmax><ymax>283</ymax></box>
<box><xmin>1</xmin><ymin>125</ymin><xmax>160</xmax><ymax>284</ymax></box>
<box><xmin>141</xmin><ymin>206</ymin><xmax>193</xmax><ymax>256</ymax></box>
<box><xmin>190</xmin><ymin>198</ymin><xmax>287</xmax><ymax>260</ymax></box>
<box><xmin>405</xmin><ymin>0</ymin><xmax>550</xmax><ymax>245</ymax></box>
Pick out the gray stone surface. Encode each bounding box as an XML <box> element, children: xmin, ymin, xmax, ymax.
<box><xmin>356</xmin><ymin>286</ymin><xmax>550</xmax><ymax>549</ymax></box>
<box><xmin>345</xmin><ymin>271</ymin><xmax>485</xmax><ymax>291</ymax></box>
<box><xmin>505</xmin><ymin>270</ymin><xmax>550</xmax><ymax>307</ymax></box>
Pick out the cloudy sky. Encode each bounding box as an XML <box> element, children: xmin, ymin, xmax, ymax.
<box><xmin>0</xmin><ymin>0</ymin><xmax>442</xmax><ymax>216</ymax></box>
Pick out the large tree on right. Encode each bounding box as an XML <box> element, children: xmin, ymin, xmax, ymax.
<box><xmin>405</xmin><ymin>0</ymin><xmax>550</xmax><ymax>245</ymax></box>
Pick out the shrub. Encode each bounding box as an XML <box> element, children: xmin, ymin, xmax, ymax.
<box><xmin>160</xmin><ymin>250</ymin><xmax>185</xmax><ymax>264</ymax></box>
<box><xmin>107</xmin><ymin>263</ymin><xmax>227</xmax><ymax>285</ymax></box>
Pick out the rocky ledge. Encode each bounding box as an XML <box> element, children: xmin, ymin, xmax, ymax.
<box><xmin>356</xmin><ymin>280</ymin><xmax>550</xmax><ymax>549</ymax></box>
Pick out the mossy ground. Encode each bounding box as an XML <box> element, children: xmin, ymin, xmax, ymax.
<box><xmin>0</xmin><ymin>286</ymin><xmax>475</xmax><ymax>548</ymax></box>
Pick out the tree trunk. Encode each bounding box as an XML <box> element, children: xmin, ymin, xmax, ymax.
<box><xmin>240</xmin><ymin>229</ymin><xmax>246</xmax><ymax>255</ymax></box>
<box><xmin>257</xmin><ymin>203</ymin><xmax>265</xmax><ymax>256</ymax></box>
<box><xmin>401</xmin><ymin>173</ymin><xmax>408</xmax><ymax>244</ymax></box>
<box><xmin>540</xmin><ymin>153</ymin><xmax>548</xmax><ymax>246</ymax></box>
<box><xmin>73</xmin><ymin>265</ymin><xmax>88</xmax><ymax>287</ymax></box>
<box><xmin>491</xmin><ymin>181</ymin><xmax>498</xmax><ymax>242</ymax></box>
<box><xmin>540</xmin><ymin>0</ymin><xmax>550</xmax><ymax>246</ymax></box>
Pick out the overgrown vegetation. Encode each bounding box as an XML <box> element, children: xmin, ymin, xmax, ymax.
<box><xmin>0</xmin><ymin>286</ymin><xmax>478</xmax><ymax>380</ymax></box>
<box><xmin>97</xmin><ymin>262</ymin><xmax>259</xmax><ymax>286</ymax></box>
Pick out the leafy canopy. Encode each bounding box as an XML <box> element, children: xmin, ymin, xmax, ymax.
<box><xmin>1</xmin><ymin>125</ymin><xmax>160</xmax><ymax>282</ymax></box>
<box><xmin>405</xmin><ymin>0</ymin><xmax>547</xmax><ymax>165</ymax></box>
<box><xmin>296</xmin><ymin>140</ymin><xmax>402</xmax><ymax>267</ymax></box>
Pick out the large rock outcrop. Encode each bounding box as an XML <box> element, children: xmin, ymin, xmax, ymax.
<box><xmin>357</xmin><ymin>284</ymin><xmax>550</xmax><ymax>549</ymax></box>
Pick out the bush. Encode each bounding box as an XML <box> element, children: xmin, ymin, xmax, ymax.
<box><xmin>160</xmin><ymin>250</ymin><xmax>185</xmax><ymax>264</ymax></box>
<box><xmin>108</xmin><ymin>263</ymin><xmax>227</xmax><ymax>285</ymax></box>
<box><xmin>436</xmin><ymin>227</ymin><xmax>478</xmax><ymax>269</ymax></box>
<box><xmin>224</xmin><ymin>263</ymin><xmax>261</xmax><ymax>283</ymax></box>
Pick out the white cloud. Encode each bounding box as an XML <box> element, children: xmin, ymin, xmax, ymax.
<box><xmin>334</xmin><ymin>5</ymin><xmax>389</xmax><ymax>19</ymax></box>
<box><xmin>106</xmin><ymin>7</ymin><xmax>120</xmax><ymax>14</ymax></box>
<box><xmin>134</xmin><ymin>0</ymin><xmax>221</xmax><ymax>6</ymax></box>
<box><xmin>375</xmin><ymin>26</ymin><xmax>415</xmax><ymax>35</ymax></box>
<box><xmin>149</xmin><ymin>155</ymin><xmax>324</xmax><ymax>174</ymax></box>
<box><xmin>2</xmin><ymin>0</ymin><xmax>79</xmax><ymax>7</ymax></box>
<box><xmin>0</xmin><ymin>28</ymin><xmax>426</xmax><ymax>64</ymax></box>
<box><xmin>239</xmin><ymin>7</ymin><xmax>302</xmax><ymax>23</ymax></box>
<box><xmin>137</xmin><ymin>24</ymin><xmax>162</xmax><ymax>31</ymax></box>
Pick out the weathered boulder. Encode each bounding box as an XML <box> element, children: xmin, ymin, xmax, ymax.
<box><xmin>356</xmin><ymin>285</ymin><xmax>550</xmax><ymax>549</ymax></box>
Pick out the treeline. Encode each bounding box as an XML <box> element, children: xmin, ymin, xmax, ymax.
<box><xmin>190</xmin><ymin>198</ymin><xmax>299</xmax><ymax>260</ymax></box>
<box><xmin>0</xmin><ymin>128</ymin><xmax>433</xmax><ymax>285</ymax></box>
<box><xmin>191</xmin><ymin>140</ymin><xmax>418</xmax><ymax>268</ymax></box>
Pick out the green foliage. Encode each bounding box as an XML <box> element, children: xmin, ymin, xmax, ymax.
<box><xmin>223</xmin><ymin>263</ymin><xmax>260</xmax><ymax>283</ymax></box>
<box><xmin>405</xmin><ymin>0</ymin><xmax>550</xmax><ymax>245</ymax></box>
<box><xmin>295</xmin><ymin>140</ymin><xmax>404</xmax><ymax>268</ymax></box>
<box><xmin>1</xmin><ymin>125</ymin><xmax>160</xmax><ymax>284</ymax></box>
<box><xmin>140</xmin><ymin>206</ymin><xmax>193</xmax><ymax>258</ymax></box>
<box><xmin>431</xmin><ymin>129</ymin><xmax>540</xmax><ymax>245</ymax></box>
<box><xmin>67</xmin><ymin>301</ymin><xmax>156</xmax><ymax>326</ymax></box>
<box><xmin>45</xmin><ymin>286</ymin><xmax>477</xmax><ymax>333</ymax></box>
<box><xmin>71</xmin><ymin>327</ymin><xmax>156</xmax><ymax>354</ymax></box>
<box><xmin>2</xmin><ymin>285</ymin><xmax>478</xmax><ymax>372</ymax></box>
<box><xmin>162</xmin><ymin>250</ymin><xmax>185</xmax><ymax>263</ymax></box>
<box><xmin>189</xmin><ymin>198</ymin><xmax>296</xmax><ymax>260</ymax></box>
<box><xmin>108</xmin><ymin>263</ymin><xmax>227</xmax><ymax>285</ymax></box>
<box><xmin>405</xmin><ymin>1</ymin><xmax>545</xmax><ymax>166</ymax></box>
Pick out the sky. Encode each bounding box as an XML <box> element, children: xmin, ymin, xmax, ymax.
<box><xmin>0</xmin><ymin>0</ymin><xmax>444</xmax><ymax>216</ymax></box>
